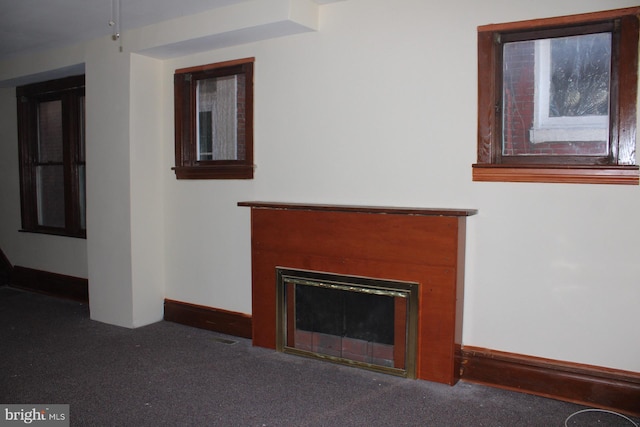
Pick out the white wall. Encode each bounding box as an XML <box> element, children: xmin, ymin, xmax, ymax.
<box><xmin>162</xmin><ymin>0</ymin><xmax>640</xmax><ymax>373</ymax></box>
<box><xmin>0</xmin><ymin>0</ymin><xmax>638</xmax><ymax>372</ymax></box>
<box><xmin>83</xmin><ymin>36</ymin><xmax>136</xmax><ymax>327</ymax></box>
<box><xmin>129</xmin><ymin>54</ymin><xmax>166</xmax><ymax>327</ymax></box>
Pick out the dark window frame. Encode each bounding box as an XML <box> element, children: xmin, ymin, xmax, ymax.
<box><xmin>16</xmin><ymin>75</ymin><xmax>86</xmax><ymax>238</ymax></box>
<box><xmin>173</xmin><ymin>57</ymin><xmax>254</xmax><ymax>179</ymax></box>
<box><xmin>473</xmin><ymin>7</ymin><xmax>639</xmax><ymax>184</ymax></box>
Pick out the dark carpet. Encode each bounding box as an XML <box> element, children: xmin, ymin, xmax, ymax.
<box><xmin>1</xmin><ymin>286</ymin><xmax>638</xmax><ymax>427</ymax></box>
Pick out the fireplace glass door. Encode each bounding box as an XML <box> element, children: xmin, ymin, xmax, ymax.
<box><xmin>276</xmin><ymin>269</ymin><xmax>418</xmax><ymax>378</ymax></box>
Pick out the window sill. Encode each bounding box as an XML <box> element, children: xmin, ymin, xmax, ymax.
<box><xmin>172</xmin><ymin>164</ymin><xmax>254</xmax><ymax>180</ymax></box>
<box><xmin>529</xmin><ymin>126</ymin><xmax>608</xmax><ymax>144</ymax></box>
<box><xmin>472</xmin><ymin>164</ymin><xmax>639</xmax><ymax>185</ymax></box>
<box><xmin>19</xmin><ymin>229</ymin><xmax>86</xmax><ymax>239</ymax></box>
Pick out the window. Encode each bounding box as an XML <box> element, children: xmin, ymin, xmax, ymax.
<box><xmin>173</xmin><ymin>57</ymin><xmax>254</xmax><ymax>179</ymax></box>
<box><xmin>17</xmin><ymin>75</ymin><xmax>86</xmax><ymax>238</ymax></box>
<box><xmin>474</xmin><ymin>7</ymin><xmax>639</xmax><ymax>184</ymax></box>
<box><xmin>529</xmin><ymin>33</ymin><xmax>610</xmax><ymax>145</ymax></box>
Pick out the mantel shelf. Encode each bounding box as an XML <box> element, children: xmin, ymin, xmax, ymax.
<box><xmin>238</xmin><ymin>201</ymin><xmax>477</xmax><ymax>217</ymax></box>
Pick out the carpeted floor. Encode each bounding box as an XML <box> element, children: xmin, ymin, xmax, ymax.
<box><xmin>1</xmin><ymin>286</ymin><xmax>638</xmax><ymax>427</ymax></box>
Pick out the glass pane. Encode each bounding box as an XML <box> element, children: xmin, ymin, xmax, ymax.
<box><xmin>79</xmin><ymin>96</ymin><xmax>86</xmax><ymax>162</ymax></box>
<box><xmin>78</xmin><ymin>165</ymin><xmax>86</xmax><ymax>230</ymax></box>
<box><xmin>37</xmin><ymin>100</ymin><xmax>63</xmax><ymax>162</ymax></box>
<box><xmin>295</xmin><ymin>285</ymin><xmax>395</xmax><ymax>345</ymax></box>
<box><xmin>287</xmin><ymin>282</ymin><xmax>406</xmax><ymax>370</ymax></box>
<box><xmin>36</xmin><ymin>165</ymin><xmax>65</xmax><ymax>228</ymax></box>
<box><xmin>550</xmin><ymin>33</ymin><xmax>610</xmax><ymax>117</ymax></box>
<box><xmin>198</xmin><ymin>111</ymin><xmax>213</xmax><ymax>160</ymax></box>
<box><xmin>235</xmin><ymin>73</ymin><xmax>246</xmax><ymax>161</ymax></box>
<box><xmin>78</xmin><ymin>96</ymin><xmax>86</xmax><ymax>231</ymax></box>
<box><xmin>502</xmin><ymin>33</ymin><xmax>611</xmax><ymax>156</ymax></box>
<box><xmin>196</xmin><ymin>75</ymin><xmax>241</xmax><ymax>161</ymax></box>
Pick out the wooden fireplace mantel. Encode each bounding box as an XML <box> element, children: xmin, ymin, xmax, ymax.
<box><xmin>237</xmin><ymin>201</ymin><xmax>477</xmax><ymax>217</ymax></box>
<box><xmin>239</xmin><ymin>201</ymin><xmax>477</xmax><ymax>385</ymax></box>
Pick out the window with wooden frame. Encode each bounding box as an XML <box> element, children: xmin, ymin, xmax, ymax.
<box><xmin>473</xmin><ymin>7</ymin><xmax>639</xmax><ymax>184</ymax></box>
<box><xmin>173</xmin><ymin>57</ymin><xmax>254</xmax><ymax>179</ymax></box>
<box><xmin>17</xmin><ymin>75</ymin><xmax>86</xmax><ymax>238</ymax></box>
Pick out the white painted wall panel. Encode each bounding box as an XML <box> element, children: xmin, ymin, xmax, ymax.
<box><xmin>0</xmin><ymin>0</ymin><xmax>637</xmax><ymax>370</ymax></box>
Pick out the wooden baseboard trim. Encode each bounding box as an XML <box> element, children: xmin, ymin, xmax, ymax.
<box><xmin>10</xmin><ymin>266</ymin><xmax>89</xmax><ymax>303</ymax></box>
<box><xmin>460</xmin><ymin>346</ymin><xmax>640</xmax><ymax>417</ymax></box>
<box><xmin>0</xmin><ymin>247</ymin><xmax>12</xmax><ymax>286</ymax></box>
<box><xmin>164</xmin><ymin>299</ymin><xmax>252</xmax><ymax>339</ymax></box>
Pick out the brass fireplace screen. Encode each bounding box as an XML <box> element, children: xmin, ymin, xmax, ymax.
<box><xmin>276</xmin><ymin>268</ymin><xmax>418</xmax><ymax>378</ymax></box>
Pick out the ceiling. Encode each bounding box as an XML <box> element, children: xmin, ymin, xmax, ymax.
<box><xmin>0</xmin><ymin>0</ymin><xmax>274</xmax><ymax>62</ymax></box>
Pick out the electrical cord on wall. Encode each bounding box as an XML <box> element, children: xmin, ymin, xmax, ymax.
<box><xmin>564</xmin><ymin>408</ymin><xmax>638</xmax><ymax>426</ymax></box>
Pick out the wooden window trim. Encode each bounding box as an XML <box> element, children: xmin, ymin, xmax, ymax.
<box><xmin>474</xmin><ymin>7</ymin><xmax>640</xmax><ymax>185</ymax></box>
<box><xmin>16</xmin><ymin>75</ymin><xmax>86</xmax><ymax>238</ymax></box>
<box><xmin>173</xmin><ymin>57</ymin><xmax>254</xmax><ymax>180</ymax></box>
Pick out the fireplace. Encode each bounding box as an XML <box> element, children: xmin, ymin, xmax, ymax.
<box><xmin>276</xmin><ymin>268</ymin><xmax>419</xmax><ymax>378</ymax></box>
<box><xmin>238</xmin><ymin>202</ymin><xmax>477</xmax><ymax>385</ymax></box>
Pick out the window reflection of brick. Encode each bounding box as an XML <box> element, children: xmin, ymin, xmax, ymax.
<box><xmin>503</xmin><ymin>41</ymin><xmax>608</xmax><ymax>156</ymax></box>
<box><xmin>503</xmin><ymin>41</ymin><xmax>535</xmax><ymax>155</ymax></box>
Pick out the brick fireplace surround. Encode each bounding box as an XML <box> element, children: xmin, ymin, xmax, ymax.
<box><xmin>238</xmin><ymin>202</ymin><xmax>477</xmax><ymax>385</ymax></box>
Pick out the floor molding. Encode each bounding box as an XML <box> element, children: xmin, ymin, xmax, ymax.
<box><xmin>164</xmin><ymin>299</ymin><xmax>252</xmax><ymax>339</ymax></box>
<box><xmin>0</xmin><ymin>247</ymin><xmax>12</xmax><ymax>285</ymax></box>
<box><xmin>460</xmin><ymin>346</ymin><xmax>640</xmax><ymax>417</ymax></box>
<box><xmin>7</xmin><ymin>262</ymin><xmax>638</xmax><ymax>417</ymax></box>
<box><xmin>11</xmin><ymin>266</ymin><xmax>88</xmax><ymax>303</ymax></box>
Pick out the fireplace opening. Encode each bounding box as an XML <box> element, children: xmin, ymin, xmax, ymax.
<box><xmin>276</xmin><ymin>268</ymin><xmax>418</xmax><ymax>378</ymax></box>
